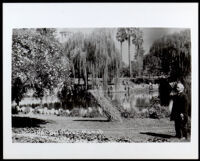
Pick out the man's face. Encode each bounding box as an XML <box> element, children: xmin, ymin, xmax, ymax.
<box><xmin>176</xmin><ymin>83</ymin><xmax>184</xmax><ymax>94</ymax></box>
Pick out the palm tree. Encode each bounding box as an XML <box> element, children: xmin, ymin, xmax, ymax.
<box><xmin>125</xmin><ymin>28</ymin><xmax>136</xmax><ymax>77</ymax></box>
<box><xmin>131</xmin><ymin>28</ymin><xmax>144</xmax><ymax>76</ymax></box>
<box><xmin>116</xmin><ymin>28</ymin><xmax>144</xmax><ymax>78</ymax></box>
<box><xmin>131</xmin><ymin>28</ymin><xmax>143</xmax><ymax>58</ymax></box>
<box><xmin>116</xmin><ymin>28</ymin><xmax>136</xmax><ymax>78</ymax></box>
<box><xmin>116</xmin><ymin>28</ymin><xmax>127</xmax><ymax>67</ymax></box>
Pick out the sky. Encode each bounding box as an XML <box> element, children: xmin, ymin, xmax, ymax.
<box><xmin>56</xmin><ymin>28</ymin><xmax>187</xmax><ymax>65</ymax></box>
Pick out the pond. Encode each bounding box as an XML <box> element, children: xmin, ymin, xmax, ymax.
<box><xmin>13</xmin><ymin>84</ymin><xmax>159</xmax><ymax>112</ymax></box>
<box><xmin>106</xmin><ymin>85</ymin><xmax>158</xmax><ymax>112</ymax></box>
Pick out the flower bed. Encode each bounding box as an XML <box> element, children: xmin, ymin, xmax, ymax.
<box><xmin>12</xmin><ymin>128</ymin><xmax>132</xmax><ymax>143</ymax></box>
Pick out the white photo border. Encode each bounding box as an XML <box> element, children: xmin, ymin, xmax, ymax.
<box><xmin>3</xmin><ymin>2</ymin><xmax>199</xmax><ymax>159</ymax></box>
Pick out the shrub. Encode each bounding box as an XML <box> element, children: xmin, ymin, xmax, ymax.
<box><xmin>148</xmin><ymin>103</ymin><xmax>170</xmax><ymax>119</ymax></box>
<box><xmin>12</xmin><ymin>77</ymin><xmax>27</xmax><ymax>106</ymax></box>
<box><xmin>121</xmin><ymin>108</ymin><xmax>137</xmax><ymax>118</ymax></box>
<box><xmin>49</xmin><ymin>103</ymin><xmax>54</xmax><ymax>109</ymax></box>
<box><xmin>182</xmin><ymin>76</ymin><xmax>191</xmax><ymax>117</ymax></box>
<box><xmin>86</xmin><ymin>108</ymin><xmax>101</xmax><ymax>118</ymax></box>
<box><xmin>70</xmin><ymin>108</ymin><xmax>80</xmax><ymax>117</ymax></box>
<box><xmin>43</xmin><ymin>103</ymin><xmax>48</xmax><ymax>108</ymax></box>
<box><xmin>54</xmin><ymin>102</ymin><xmax>61</xmax><ymax>110</ymax></box>
<box><xmin>120</xmin><ymin>96</ymin><xmax>170</xmax><ymax>119</ymax></box>
<box><xmin>58</xmin><ymin>83</ymin><xmax>98</xmax><ymax>110</ymax></box>
<box><xmin>158</xmin><ymin>78</ymin><xmax>172</xmax><ymax>106</ymax></box>
<box><xmin>31</xmin><ymin>103</ymin><xmax>40</xmax><ymax>109</ymax></box>
<box><xmin>12</xmin><ymin>106</ymin><xmax>19</xmax><ymax>114</ymax></box>
<box><xmin>136</xmin><ymin>97</ymin><xmax>150</xmax><ymax>110</ymax></box>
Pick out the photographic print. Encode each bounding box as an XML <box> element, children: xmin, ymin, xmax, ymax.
<box><xmin>11</xmin><ymin>27</ymin><xmax>191</xmax><ymax>143</ymax></box>
<box><xmin>3</xmin><ymin>2</ymin><xmax>198</xmax><ymax>159</ymax></box>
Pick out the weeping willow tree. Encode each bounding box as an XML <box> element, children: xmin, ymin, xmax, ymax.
<box><xmin>64</xmin><ymin>29</ymin><xmax>121</xmax><ymax>90</ymax></box>
<box><xmin>146</xmin><ymin>29</ymin><xmax>191</xmax><ymax>81</ymax></box>
<box><xmin>63</xmin><ymin>32</ymin><xmax>86</xmax><ymax>85</ymax></box>
<box><xmin>144</xmin><ymin>29</ymin><xmax>191</xmax><ymax>114</ymax></box>
<box><xmin>88</xmin><ymin>29</ymin><xmax>121</xmax><ymax>90</ymax></box>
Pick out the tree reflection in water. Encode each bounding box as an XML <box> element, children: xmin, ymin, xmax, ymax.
<box><xmin>107</xmin><ymin>88</ymin><xmax>158</xmax><ymax>112</ymax></box>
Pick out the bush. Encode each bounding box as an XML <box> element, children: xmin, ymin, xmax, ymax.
<box><xmin>54</xmin><ymin>102</ymin><xmax>61</xmax><ymax>110</ymax></box>
<box><xmin>187</xmin><ymin>116</ymin><xmax>191</xmax><ymax>135</ymax></box>
<box><xmin>121</xmin><ymin>108</ymin><xmax>137</xmax><ymax>118</ymax></box>
<box><xmin>48</xmin><ymin>103</ymin><xmax>54</xmax><ymax>109</ymax></box>
<box><xmin>158</xmin><ymin>78</ymin><xmax>172</xmax><ymax>106</ymax></box>
<box><xmin>182</xmin><ymin>76</ymin><xmax>191</xmax><ymax>117</ymax></box>
<box><xmin>43</xmin><ymin>103</ymin><xmax>48</xmax><ymax>108</ymax></box>
<box><xmin>138</xmin><ymin>110</ymin><xmax>149</xmax><ymax>118</ymax></box>
<box><xmin>136</xmin><ymin>97</ymin><xmax>150</xmax><ymax>110</ymax></box>
<box><xmin>31</xmin><ymin>103</ymin><xmax>40</xmax><ymax>109</ymax></box>
<box><xmin>70</xmin><ymin>108</ymin><xmax>80</xmax><ymax>117</ymax></box>
<box><xmin>148</xmin><ymin>104</ymin><xmax>170</xmax><ymax>119</ymax></box>
<box><xmin>12</xmin><ymin>106</ymin><xmax>19</xmax><ymax>114</ymax></box>
<box><xmin>86</xmin><ymin>108</ymin><xmax>101</xmax><ymax>118</ymax></box>
<box><xmin>12</xmin><ymin>77</ymin><xmax>27</xmax><ymax>106</ymax></box>
<box><xmin>119</xmin><ymin>96</ymin><xmax>170</xmax><ymax>119</ymax></box>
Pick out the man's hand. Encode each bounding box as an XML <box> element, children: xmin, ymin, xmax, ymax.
<box><xmin>180</xmin><ymin>113</ymin><xmax>184</xmax><ymax>120</ymax></box>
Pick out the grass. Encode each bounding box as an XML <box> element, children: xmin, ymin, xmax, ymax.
<box><xmin>12</xmin><ymin>114</ymin><xmax>191</xmax><ymax>143</ymax></box>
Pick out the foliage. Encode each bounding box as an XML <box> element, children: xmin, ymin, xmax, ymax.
<box><xmin>143</xmin><ymin>55</ymin><xmax>162</xmax><ymax>77</ymax></box>
<box><xmin>143</xmin><ymin>29</ymin><xmax>191</xmax><ymax>81</ymax></box>
<box><xmin>64</xmin><ymin>29</ymin><xmax>121</xmax><ymax>89</ymax></box>
<box><xmin>12</xmin><ymin>28</ymin><xmax>70</xmax><ymax>104</ymax></box>
<box><xmin>116</xmin><ymin>28</ymin><xmax>144</xmax><ymax>77</ymax></box>
<box><xmin>57</xmin><ymin>80</ymin><xmax>74</xmax><ymax>109</ymax></box>
<box><xmin>12</xmin><ymin>77</ymin><xmax>27</xmax><ymax>105</ymax></box>
<box><xmin>57</xmin><ymin>82</ymin><xmax>97</xmax><ymax>110</ymax></box>
<box><xmin>116</xmin><ymin>28</ymin><xmax>127</xmax><ymax>44</ymax></box>
<box><xmin>116</xmin><ymin>28</ymin><xmax>127</xmax><ymax>66</ymax></box>
<box><xmin>143</xmin><ymin>29</ymin><xmax>191</xmax><ymax>112</ymax></box>
<box><xmin>158</xmin><ymin>78</ymin><xmax>172</xmax><ymax>106</ymax></box>
<box><xmin>120</xmin><ymin>63</ymin><xmax>129</xmax><ymax>77</ymax></box>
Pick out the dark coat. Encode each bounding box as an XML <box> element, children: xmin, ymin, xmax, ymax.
<box><xmin>170</xmin><ymin>92</ymin><xmax>188</xmax><ymax>121</ymax></box>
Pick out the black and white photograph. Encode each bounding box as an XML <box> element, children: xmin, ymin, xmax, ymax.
<box><xmin>11</xmin><ymin>27</ymin><xmax>192</xmax><ymax>143</ymax></box>
<box><xmin>3</xmin><ymin>2</ymin><xmax>198</xmax><ymax>159</ymax></box>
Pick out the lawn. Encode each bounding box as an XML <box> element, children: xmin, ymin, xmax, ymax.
<box><xmin>12</xmin><ymin>114</ymin><xmax>190</xmax><ymax>143</ymax></box>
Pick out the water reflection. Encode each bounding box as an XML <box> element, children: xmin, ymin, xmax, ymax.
<box><xmin>107</xmin><ymin>89</ymin><xmax>158</xmax><ymax>112</ymax></box>
<box><xmin>15</xmin><ymin>84</ymin><xmax>158</xmax><ymax>112</ymax></box>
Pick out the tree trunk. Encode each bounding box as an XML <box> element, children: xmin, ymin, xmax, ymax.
<box><xmin>40</xmin><ymin>98</ymin><xmax>43</xmax><ymax>108</ymax></box>
<box><xmin>103</xmin><ymin>61</ymin><xmax>108</xmax><ymax>92</ymax></box>
<box><xmin>86</xmin><ymin>71</ymin><xmax>88</xmax><ymax>90</ymax></box>
<box><xmin>115</xmin><ymin>54</ymin><xmax>119</xmax><ymax>91</ymax></box>
<box><xmin>16</xmin><ymin>101</ymin><xmax>19</xmax><ymax>107</ymax></box>
<box><xmin>120</xmin><ymin>42</ymin><xmax>123</xmax><ymax>69</ymax></box>
<box><xmin>128</xmin><ymin>36</ymin><xmax>131</xmax><ymax>78</ymax></box>
<box><xmin>92</xmin><ymin>65</ymin><xmax>95</xmax><ymax>89</ymax></box>
<box><xmin>78</xmin><ymin>73</ymin><xmax>80</xmax><ymax>84</ymax></box>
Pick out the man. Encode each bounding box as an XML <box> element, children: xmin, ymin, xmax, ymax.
<box><xmin>170</xmin><ymin>82</ymin><xmax>188</xmax><ymax>139</ymax></box>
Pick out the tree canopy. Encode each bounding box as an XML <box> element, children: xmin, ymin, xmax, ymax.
<box><xmin>116</xmin><ymin>27</ymin><xmax>144</xmax><ymax>77</ymax></box>
<box><xmin>63</xmin><ymin>29</ymin><xmax>121</xmax><ymax>89</ymax></box>
<box><xmin>12</xmin><ymin>28</ymin><xmax>70</xmax><ymax>103</ymax></box>
<box><xmin>143</xmin><ymin>29</ymin><xmax>191</xmax><ymax>81</ymax></box>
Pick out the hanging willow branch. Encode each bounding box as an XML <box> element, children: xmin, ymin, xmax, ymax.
<box><xmin>64</xmin><ymin>29</ymin><xmax>121</xmax><ymax>90</ymax></box>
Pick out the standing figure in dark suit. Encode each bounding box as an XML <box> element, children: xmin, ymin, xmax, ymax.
<box><xmin>170</xmin><ymin>82</ymin><xmax>188</xmax><ymax>139</ymax></box>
